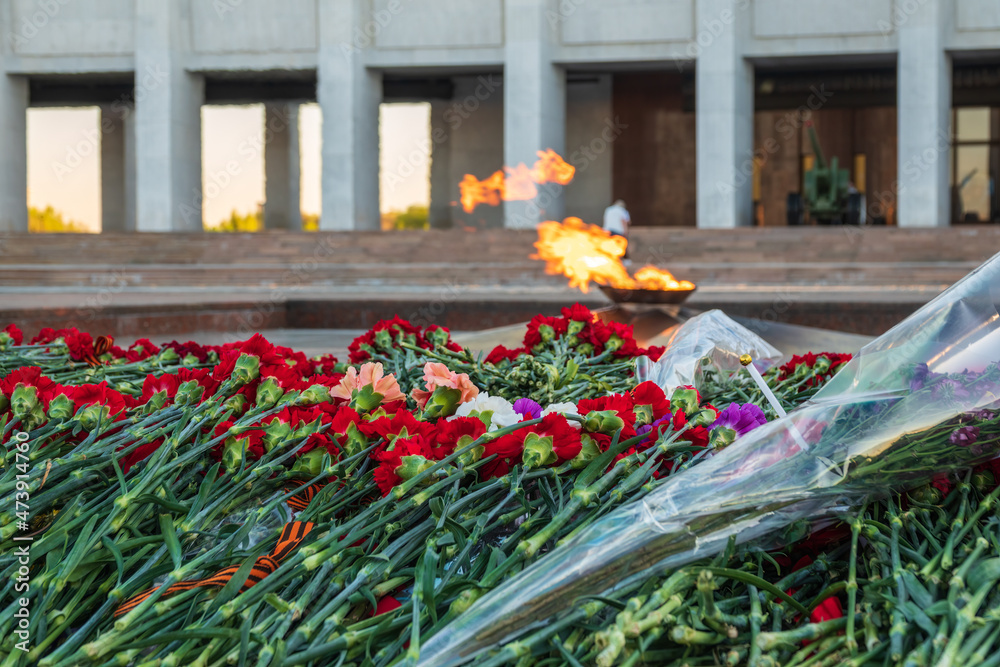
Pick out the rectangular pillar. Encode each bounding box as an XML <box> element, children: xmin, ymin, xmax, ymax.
<box><xmin>101</xmin><ymin>106</ymin><xmax>130</xmax><ymax>233</ymax></box>
<box><xmin>695</xmin><ymin>0</ymin><xmax>754</xmax><ymax>229</ymax></box>
<box><xmin>264</xmin><ymin>103</ymin><xmax>302</xmax><ymax>231</ymax></box>
<box><xmin>124</xmin><ymin>109</ymin><xmax>136</xmax><ymax>232</ymax></box>
<box><xmin>0</xmin><ymin>12</ymin><xmax>28</xmax><ymax>233</ymax></box>
<box><xmin>317</xmin><ymin>0</ymin><xmax>381</xmax><ymax>231</ymax></box>
<box><xmin>428</xmin><ymin>99</ymin><xmax>452</xmax><ymax>229</ymax></box>
<box><xmin>897</xmin><ymin>0</ymin><xmax>950</xmax><ymax>228</ymax></box>
<box><xmin>134</xmin><ymin>0</ymin><xmax>204</xmax><ymax>231</ymax></box>
<box><xmin>503</xmin><ymin>0</ymin><xmax>566</xmax><ymax>229</ymax></box>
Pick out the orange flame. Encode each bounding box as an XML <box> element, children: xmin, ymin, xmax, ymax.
<box><xmin>459</xmin><ymin>149</ymin><xmax>576</xmax><ymax>213</ymax></box>
<box><xmin>532</xmin><ymin>217</ymin><xmax>696</xmax><ymax>294</ymax></box>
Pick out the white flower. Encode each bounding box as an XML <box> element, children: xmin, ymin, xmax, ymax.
<box><xmin>542</xmin><ymin>402</ymin><xmax>582</xmax><ymax>428</ymax></box>
<box><xmin>452</xmin><ymin>393</ymin><xmax>519</xmax><ymax>431</ymax></box>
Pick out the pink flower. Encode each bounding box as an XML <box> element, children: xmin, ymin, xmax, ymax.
<box><xmin>410</xmin><ymin>362</ymin><xmax>480</xmax><ymax>408</ymax></box>
<box><xmin>331</xmin><ymin>362</ymin><xmax>405</xmax><ymax>404</ymax></box>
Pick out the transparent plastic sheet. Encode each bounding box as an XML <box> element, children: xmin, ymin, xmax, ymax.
<box><xmin>634</xmin><ymin>309</ymin><xmax>782</xmax><ymax>393</ymax></box>
<box><xmin>415</xmin><ymin>252</ymin><xmax>1000</xmax><ymax>667</ymax></box>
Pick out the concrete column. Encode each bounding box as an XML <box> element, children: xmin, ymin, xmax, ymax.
<box><xmin>134</xmin><ymin>0</ymin><xmax>204</xmax><ymax>231</ymax></box>
<box><xmin>503</xmin><ymin>0</ymin><xmax>566</xmax><ymax>229</ymax></box>
<box><xmin>695</xmin><ymin>0</ymin><xmax>754</xmax><ymax>229</ymax></box>
<box><xmin>264</xmin><ymin>103</ymin><xmax>302</xmax><ymax>231</ymax></box>
<box><xmin>124</xmin><ymin>110</ymin><xmax>136</xmax><ymax>232</ymax></box>
<box><xmin>101</xmin><ymin>107</ymin><xmax>128</xmax><ymax>233</ymax></box>
<box><xmin>428</xmin><ymin>100</ymin><xmax>452</xmax><ymax>229</ymax></box>
<box><xmin>897</xmin><ymin>0</ymin><xmax>951</xmax><ymax>228</ymax></box>
<box><xmin>317</xmin><ymin>0</ymin><xmax>381</xmax><ymax>231</ymax></box>
<box><xmin>0</xmin><ymin>12</ymin><xmax>28</xmax><ymax>232</ymax></box>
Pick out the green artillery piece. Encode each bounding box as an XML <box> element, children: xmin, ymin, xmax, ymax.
<box><xmin>787</xmin><ymin>121</ymin><xmax>863</xmax><ymax>225</ymax></box>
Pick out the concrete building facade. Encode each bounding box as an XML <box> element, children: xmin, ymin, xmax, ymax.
<box><xmin>2</xmin><ymin>0</ymin><xmax>1000</xmax><ymax>232</ymax></box>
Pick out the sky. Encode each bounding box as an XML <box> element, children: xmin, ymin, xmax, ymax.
<box><xmin>26</xmin><ymin>102</ymin><xmax>430</xmax><ymax>231</ymax></box>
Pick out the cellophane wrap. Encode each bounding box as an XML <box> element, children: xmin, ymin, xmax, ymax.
<box><xmin>415</xmin><ymin>252</ymin><xmax>1000</xmax><ymax>667</ymax></box>
<box><xmin>635</xmin><ymin>309</ymin><xmax>782</xmax><ymax>394</ymax></box>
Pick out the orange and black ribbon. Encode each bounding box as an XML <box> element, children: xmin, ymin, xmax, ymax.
<box><xmin>283</xmin><ymin>479</ymin><xmax>329</xmax><ymax>512</ymax></box>
<box><xmin>81</xmin><ymin>335</ymin><xmax>114</xmax><ymax>367</ymax></box>
<box><xmin>114</xmin><ymin>521</ymin><xmax>313</xmax><ymax>617</ymax></box>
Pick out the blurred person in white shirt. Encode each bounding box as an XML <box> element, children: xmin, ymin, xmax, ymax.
<box><xmin>603</xmin><ymin>199</ymin><xmax>631</xmax><ymax>261</ymax></box>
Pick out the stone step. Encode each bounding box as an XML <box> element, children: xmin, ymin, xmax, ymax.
<box><xmin>0</xmin><ymin>260</ymin><xmax>975</xmax><ymax>288</ymax></box>
<box><xmin>2</xmin><ymin>226</ymin><xmax>999</xmax><ymax>266</ymax></box>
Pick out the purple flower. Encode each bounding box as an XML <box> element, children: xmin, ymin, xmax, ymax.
<box><xmin>909</xmin><ymin>363</ymin><xmax>930</xmax><ymax>392</ymax></box>
<box><xmin>638</xmin><ymin>414</ymin><xmax>672</xmax><ymax>438</ymax></box>
<box><xmin>961</xmin><ymin>409</ymin><xmax>996</xmax><ymax>423</ymax></box>
<box><xmin>512</xmin><ymin>398</ymin><xmax>542</xmax><ymax>420</ymax></box>
<box><xmin>931</xmin><ymin>377</ymin><xmax>972</xmax><ymax>401</ymax></box>
<box><xmin>950</xmin><ymin>425</ymin><xmax>980</xmax><ymax>447</ymax></box>
<box><xmin>711</xmin><ymin>403</ymin><xmax>767</xmax><ymax>436</ymax></box>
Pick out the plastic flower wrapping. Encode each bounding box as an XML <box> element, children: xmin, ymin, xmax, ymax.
<box><xmin>635</xmin><ymin>309</ymin><xmax>783</xmax><ymax>395</ymax></box>
<box><xmin>415</xmin><ymin>252</ymin><xmax>1000</xmax><ymax>666</ymax></box>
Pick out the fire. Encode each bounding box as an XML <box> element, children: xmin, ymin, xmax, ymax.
<box><xmin>532</xmin><ymin>217</ymin><xmax>696</xmax><ymax>294</ymax></box>
<box><xmin>459</xmin><ymin>149</ymin><xmax>576</xmax><ymax>213</ymax></box>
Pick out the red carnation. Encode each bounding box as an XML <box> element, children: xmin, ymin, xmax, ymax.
<box><xmin>140</xmin><ymin>373</ymin><xmax>182</xmax><ymax>403</ymax></box>
<box><xmin>485</xmin><ymin>345</ymin><xmax>527</xmax><ymax>365</ymax></box>
<box><xmin>671</xmin><ymin>410</ymin><xmax>709</xmax><ymax>450</ymax></box>
<box><xmin>311</xmin><ymin>354</ymin><xmax>339</xmax><ymax>375</ymax></box>
<box><xmin>63</xmin><ymin>382</ymin><xmax>133</xmax><ymax>418</ymax></box>
<box><xmin>561</xmin><ymin>304</ymin><xmax>594</xmax><ymax>322</ymax></box>
<box><xmin>632</xmin><ymin>382</ymin><xmax>671</xmax><ymax>421</ymax></box>
<box><xmin>641</xmin><ymin>345</ymin><xmax>666</xmax><ymax>362</ymax></box>
<box><xmin>360</xmin><ymin>409</ymin><xmax>433</xmax><ymax>442</ymax></box>
<box><xmin>372</xmin><ymin>435</ymin><xmax>435</xmax><ymax>495</ymax></box>
<box><xmin>479</xmin><ymin>433</ymin><xmax>526</xmax><ymax>480</ymax></box>
<box><xmin>125</xmin><ymin>339</ymin><xmax>160</xmax><ymax>363</ymax></box>
<box><xmin>176</xmin><ymin>367</ymin><xmax>219</xmax><ymax>396</ymax></box>
<box><xmin>164</xmin><ymin>340</ymin><xmax>210</xmax><ymax>363</ymax></box>
<box><xmin>372</xmin><ymin>596</ymin><xmax>402</xmax><ymax>616</ymax></box>
<box><xmin>2</xmin><ymin>324</ymin><xmax>23</xmax><ymax>346</ymax></box>
<box><xmin>523</xmin><ymin>315</ymin><xmax>568</xmax><ymax>349</ymax></box>
<box><xmin>431</xmin><ymin>416</ymin><xmax>487</xmax><ymax>459</ymax></box>
<box><xmin>1</xmin><ymin>367</ymin><xmax>58</xmax><ymax>408</ymax></box>
<box><xmin>577</xmin><ymin>393</ymin><xmax>637</xmax><ymax>439</ymax></box>
<box><xmin>119</xmin><ymin>437</ymin><xmax>166</xmax><ymax>474</ymax></box>
<box><xmin>64</xmin><ymin>330</ymin><xmax>95</xmax><ymax>362</ymax></box>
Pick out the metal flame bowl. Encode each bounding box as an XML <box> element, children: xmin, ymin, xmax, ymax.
<box><xmin>598</xmin><ymin>284</ymin><xmax>697</xmax><ymax>305</ymax></box>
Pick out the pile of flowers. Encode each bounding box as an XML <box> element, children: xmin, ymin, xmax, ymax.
<box><xmin>1</xmin><ymin>300</ymin><xmax>998</xmax><ymax>667</ymax></box>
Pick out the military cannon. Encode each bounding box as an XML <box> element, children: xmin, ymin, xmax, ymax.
<box><xmin>787</xmin><ymin>121</ymin><xmax>863</xmax><ymax>225</ymax></box>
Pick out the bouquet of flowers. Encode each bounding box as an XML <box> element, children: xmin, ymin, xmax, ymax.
<box><xmin>415</xmin><ymin>252</ymin><xmax>1000</xmax><ymax>666</ymax></box>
